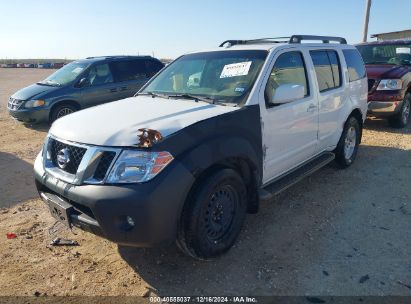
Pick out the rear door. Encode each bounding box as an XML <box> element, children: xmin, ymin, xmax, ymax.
<box><xmin>109</xmin><ymin>59</ymin><xmax>151</xmax><ymax>99</ymax></box>
<box><xmin>79</xmin><ymin>62</ymin><xmax>122</xmax><ymax>107</ymax></box>
<box><xmin>309</xmin><ymin>49</ymin><xmax>345</xmax><ymax>148</ymax></box>
<box><xmin>260</xmin><ymin>48</ymin><xmax>319</xmax><ymax>184</ymax></box>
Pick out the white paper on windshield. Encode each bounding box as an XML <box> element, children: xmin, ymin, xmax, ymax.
<box><xmin>220</xmin><ymin>61</ymin><xmax>252</xmax><ymax>78</ymax></box>
<box><xmin>72</xmin><ymin>67</ymin><xmax>84</xmax><ymax>74</ymax></box>
<box><xmin>396</xmin><ymin>47</ymin><xmax>411</xmax><ymax>54</ymax></box>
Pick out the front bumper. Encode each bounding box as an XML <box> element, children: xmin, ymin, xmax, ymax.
<box><xmin>7</xmin><ymin>106</ymin><xmax>49</xmax><ymax>124</ymax></box>
<box><xmin>34</xmin><ymin>152</ymin><xmax>195</xmax><ymax>247</ymax></box>
<box><xmin>367</xmin><ymin>100</ymin><xmax>403</xmax><ymax>116</ymax></box>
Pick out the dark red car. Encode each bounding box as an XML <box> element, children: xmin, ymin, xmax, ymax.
<box><xmin>357</xmin><ymin>39</ymin><xmax>411</xmax><ymax>128</ymax></box>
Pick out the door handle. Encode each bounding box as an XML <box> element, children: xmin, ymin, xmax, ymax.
<box><xmin>120</xmin><ymin>86</ymin><xmax>127</xmax><ymax>91</ymax></box>
<box><xmin>307</xmin><ymin>104</ymin><xmax>317</xmax><ymax>112</ymax></box>
<box><xmin>109</xmin><ymin>88</ymin><xmax>117</xmax><ymax>93</ymax></box>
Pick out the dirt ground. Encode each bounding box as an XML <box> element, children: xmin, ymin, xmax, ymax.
<box><xmin>0</xmin><ymin>68</ymin><xmax>410</xmax><ymax>297</ymax></box>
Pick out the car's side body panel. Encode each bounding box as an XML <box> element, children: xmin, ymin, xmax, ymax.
<box><xmin>257</xmin><ymin>47</ymin><xmax>319</xmax><ymax>184</ymax></box>
<box><xmin>248</xmin><ymin>44</ymin><xmax>367</xmax><ymax>184</ymax></box>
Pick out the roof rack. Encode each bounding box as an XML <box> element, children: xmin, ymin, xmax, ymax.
<box><xmin>219</xmin><ymin>37</ymin><xmax>290</xmax><ymax>47</ymax></box>
<box><xmin>289</xmin><ymin>35</ymin><xmax>347</xmax><ymax>44</ymax></box>
<box><xmin>219</xmin><ymin>35</ymin><xmax>347</xmax><ymax>47</ymax></box>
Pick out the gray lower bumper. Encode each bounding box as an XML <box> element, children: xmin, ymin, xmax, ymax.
<box><xmin>368</xmin><ymin>100</ymin><xmax>402</xmax><ymax>116</ymax></box>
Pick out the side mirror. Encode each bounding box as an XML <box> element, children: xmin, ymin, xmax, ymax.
<box><xmin>272</xmin><ymin>84</ymin><xmax>305</xmax><ymax>104</ymax></box>
<box><xmin>75</xmin><ymin>77</ymin><xmax>89</xmax><ymax>88</ymax></box>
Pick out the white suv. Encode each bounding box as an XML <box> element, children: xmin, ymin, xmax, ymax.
<box><xmin>34</xmin><ymin>35</ymin><xmax>368</xmax><ymax>259</ymax></box>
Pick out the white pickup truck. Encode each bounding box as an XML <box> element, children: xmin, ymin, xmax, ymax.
<box><xmin>34</xmin><ymin>35</ymin><xmax>368</xmax><ymax>259</ymax></box>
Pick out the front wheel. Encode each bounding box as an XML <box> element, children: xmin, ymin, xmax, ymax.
<box><xmin>334</xmin><ymin>116</ymin><xmax>361</xmax><ymax>168</ymax></box>
<box><xmin>388</xmin><ymin>95</ymin><xmax>410</xmax><ymax>128</ymax></box>
<box><xmin>177</xmin><ymin>169</ymin><xmax>247</xmax><ymax>260</ymax></box>
<box><xmin>50</xmin><ymin>103</ymin><xmax>77</xmax><ymax>124</ymax></box>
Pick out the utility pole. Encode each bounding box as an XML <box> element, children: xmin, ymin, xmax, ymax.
<box><xmin>362</xmin><ymin>0</ymin><xmax>372</xmax><ymax>42</ymax></box>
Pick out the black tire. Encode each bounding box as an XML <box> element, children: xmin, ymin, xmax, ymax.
<box><xmin>50</xmin><ymin>103</ymin><xmax>77</xmax><ymax>123</ymax></box>
<box><xmin>388</xmin><ymin>94</ymin><xmax>411</xmax><ymax>128</ymax></box>
<box><xmin>334</xmin><ymin>116</ymin><xmax>361</xmax><ymax>168</ymax></box>
<box><xmin>177</xmin><ymin>168</ymin><xmax>247</xmax><ymax>260</ymax></box>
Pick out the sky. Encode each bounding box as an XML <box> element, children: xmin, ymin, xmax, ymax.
<box><xmin>0</xmin><ymin>0</ymin><xmax>410</xmax><ymax>59</ymax></box>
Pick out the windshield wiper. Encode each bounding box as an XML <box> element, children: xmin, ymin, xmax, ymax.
<box><xmin>167</xmin><ymin>93</ymin><xmax>221</xmax><ymax>105</ymax></box>
<box><xmin>37</xmin><ymin>80</ymin><xmax>61</xmax><ymax>86</ymax></box>
<box><xmin>136</xmin><ymin>91</ymin><xmax>169</xmax><ymax>99</ymax></box>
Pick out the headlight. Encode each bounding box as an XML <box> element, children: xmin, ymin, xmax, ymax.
<box><xmin>377</xmin><ymin>79</ymin><xmax>402</xmax><ymax>90</ymax></box>
<box><xmin>25</xmin><ymin>99</ymin><xmax>45</xmax><ymax>108</ymax></box>
<box><xmin>107</xmin><ymin>150</ymin><xmax>173</xmax><ymax>183</ymax></box>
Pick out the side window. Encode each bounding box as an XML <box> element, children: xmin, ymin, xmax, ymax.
<box><xmin>85</xmin><ymin>63</ymin><xmax>114</xmax><ymax>86</ymax></box>
<box><xmin>310</xmin><ymin>50</ymin><xmax>342</xmax><ymax>92</ymax></box>
<box><xmin>110</xmin><ymin>60</ymin><xmax>148</xmax><ymax>82</ymax></box>
<box><xmin>343</xmin><ymin>49</ymin><xmax>366</xmax><ymax>82</ymax></box>
<box><xmin>265</xmin><ymin>51</ymin><xmax>309</xmax><ymax>106</ymax></box>
<box><xmin>145</xmin><ymin>60</ymin><xmax>164</xmax><ymax>78</ymax></box>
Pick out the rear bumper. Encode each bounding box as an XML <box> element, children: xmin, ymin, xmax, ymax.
<box><xmin>34</xmin><ymin>152</ymin><xmax>195</xmax><ymax>247</ymax></box>
<box><xmin>367</xmin><ymin>100</ymin><xmax>403</xmax><ymax>116</ymax></box>
<box><xmin>7</xmin><ymin>107</ymin><xmax>49</xmax><ymax>124</ymax></box>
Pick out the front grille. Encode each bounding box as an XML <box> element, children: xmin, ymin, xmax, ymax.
<box><xmin>49</xmin><ymin>138</ymin><xmax>87</xmax><ymax>174</ymax></box>
<box><xmin>93</xmin><ymin>151</ymin><xmax>116</xmax><ymax>180</ymax></box>
<box><xmin>368</xmin><ymin>79</ymin><xmax>376</xmax><ymax>92</ymax></box>
<box><xmin>8</xmin><ymin>97</ymin><xmax>24</xmax><ymax>110</ymax></box>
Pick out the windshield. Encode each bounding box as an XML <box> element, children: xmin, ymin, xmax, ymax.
<box><xmin>356</xmin><ymin>44</ymin><xmax>411</xmax><ymax>65</ymax></box>
<box><xmin>39</xmin><ymin>62</ymin><xmax>89</xmax><ymax>86</ymax></box>
<box><xmin>141</xmin><ymin>50</ymin><xmax>268</xmax><ymax>105</ymax></box>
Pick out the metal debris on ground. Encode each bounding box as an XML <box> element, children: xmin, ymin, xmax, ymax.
<box><xmin>48</xmin><ymin>221</ymin><xmax>71</xmax><ymax>235</ymax></box>
<box><xmin>50</xmin><ymin>237</ymin><xmax>79</xmax><ymax>246</ymax></box>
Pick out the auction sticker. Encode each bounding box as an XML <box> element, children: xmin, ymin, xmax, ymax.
<box><xmin>220</xmin><ymin>61</ymin><xmax>252</xmax><ymax>78</ymax></box>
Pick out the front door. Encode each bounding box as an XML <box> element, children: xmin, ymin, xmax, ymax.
<box><xmin>80</xmin><ymin>63</ymin><xmax>123</xmax><ymax>107</ymax></box>
<box><xmin>260</xmin><ymin>49</ymin><xmax>319</xmax><ymax>185</ymax></box>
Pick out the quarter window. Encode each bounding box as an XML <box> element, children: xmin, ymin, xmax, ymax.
<box><xmin>310</xmin><ymin>50</ymin><xmax>342</xmax><ymax>92</ymax></box>
<box><xmin>343</xmin><ymin>49</ymin><xmax>366</xmax><ymax>82</ymax></box>
<box><xmin>265</xmin><ymin>51</ymin><xmax>309</xmax><ymax>106</ymax></box>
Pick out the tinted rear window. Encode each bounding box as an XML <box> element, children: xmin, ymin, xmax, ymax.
<box><xmin>343</xmin><ymin>49</ymin><xmax>366</xmax><ymax>82</ymax></box>
<box><xmin>310</xmin><ymin>50</ymin><xmax>342</xmax><ymax>92</ymax></box>
<box><xmin>110</xmin><ymin>60</ymin><xmax>148</xmax><ymax>82</ymax></box>
<box><xmin>145</xmin><ymin>60</ymin><xmax>164</xmax><ymax>78</ymax></box>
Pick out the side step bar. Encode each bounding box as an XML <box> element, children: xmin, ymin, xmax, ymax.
<box><xmin>259</xmin><ymin>152</ymin><xmax>335</xmax><ymax>202</ymax></box>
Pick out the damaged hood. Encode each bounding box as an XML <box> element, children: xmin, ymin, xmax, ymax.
<box><xmin>49</xmin><ymin>96</ymin><xmax>238</xmax><ymax>146</ymax></box>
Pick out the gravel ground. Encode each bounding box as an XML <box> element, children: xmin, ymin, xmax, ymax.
<box><xmin>0</xmin><ymin>68</ymin><xmax>410</xmax><ymax>297</ymax></box>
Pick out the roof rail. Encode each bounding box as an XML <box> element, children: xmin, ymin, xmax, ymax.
<box><xmin>289</xmin><ymin>35</ymin><xmax>347</xmax><ymax>44</ymax></box>
<box><xmin>219</xmin><ymin>37</ymin><xmax>289</xmax><ymax>47</ymax></box>
<box><xmin>85</xmin><ymin>55</ymin><xmax>151</xmax><ymax>60</ymax></box>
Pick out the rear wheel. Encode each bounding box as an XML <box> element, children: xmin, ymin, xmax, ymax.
<box><xmin>334</xmin><ymin>116</ymin><xmax>361</xmax><ymax>168</ymax></box>
<box><xmin>388</xmin><ymin>95</ymin><xmax>411</xmax><ymax>128</ymax></box>
<box><xmin>177</xmin><ymin>169</ymin><xmax>247</xmax><ymax>260</ymax></box>
<box><xmin>50</xmin><ymin>103</ymin><xmax>77</xmax><ymax>123</ymax></box>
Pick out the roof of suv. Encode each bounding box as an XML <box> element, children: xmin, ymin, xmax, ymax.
<box><xmin>189</xmin><ymin>35</ymin><xmax>353</xmax><ymax>54</ymax></box>
<box><xmin>76</xmin><ymin>55</ymin><xmax>157</xmax><ymax>64</ymax></box>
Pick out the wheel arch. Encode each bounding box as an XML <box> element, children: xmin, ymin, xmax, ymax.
<box><xmin>175</xmin><ymin>135</ymin><xmax>263</xmax><ymax>232</ymax></box>
<box><xmin>348</xmin><ymin>108</ymin><xmax>364</xmax><ymax>143</ymax></box>
<box><xmin>49</xmin><ymin>100</ymin><xmax>81</xmax><ymax>122</ymax></box>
